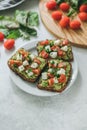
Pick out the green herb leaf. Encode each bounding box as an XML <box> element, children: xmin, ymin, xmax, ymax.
<box><xmin>7</xmin><ymin>29</ymin><xmax>21</xmax><ymax>39</ymax></box>
<box><xmin>0</xmin><ymin>28</ymin><xmax>9</xmax><ymax>36</ymax></box>
<box><xmin>15</xmin><ymin>10</ymin><xmax>28</xmax><ymax>27</ymax></box>
<box><xmin>56</xmin><ymin>0</ymin><xmax>64</xmax><ymax>4</ymax></box>
<box><xmin>0</xmin><ymin>15</ymin><xmax>19</xmax><ymax>29</ymax></box>
<box><xmin>0</xmin><ymin>10</ymin><xmax>39</xmax><ymax>40</ymax></box>
<box><xmin>67</xmin><ymin>8</ymin><xmax>76</xmax><ymax>17</ymax></box>
<box><xmin>28</xmin><ymin>12</ymin><xmax>39</xmax><ymax>26</ymax></box>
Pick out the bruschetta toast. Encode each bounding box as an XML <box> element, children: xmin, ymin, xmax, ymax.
<box><xmin>37</xmin><ymin>39</ymin><xmax>73</xmax><ymax>61</ymax></box>
<box><xmin>8</xmin><ymin>48</ymin><xmax>47</xmax><ymax>82</ymax></box>
<box><xmin>37</xmin><ymin>59</ymin><xmax>72</xmax><ymax>92</ymax></box>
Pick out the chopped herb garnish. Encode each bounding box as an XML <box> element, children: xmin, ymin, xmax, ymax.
<box><xmin>50</xmin><ymin>60</ymin><xmax>55</xmax><ymax>64</ymax></box>
<box><xmin>50</xmin><ymin>41</ymin><xmax>54</xmax><ymax>47</ymax></box>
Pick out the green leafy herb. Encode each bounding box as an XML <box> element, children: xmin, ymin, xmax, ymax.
<box><xmin>0</xmin><ymin>28</ymin><xmax>9</xmax><ymax>37</ymax></box>
<box><xmin>0</xmin><ymin>10</ymin><xmax>39</xmax><ymax>40</ymax></box>
<box><xmin>56</xmin><ymin>0</ymin><xmax>64</xmax><ymax>4</ymax></box>
<box><xmin>67</xmin><ymin>8</ymin><xmax>76</xmax><ymax>17</ymax></box>
<box><xmin>0</xmin><ymin>15</ymin><xmax>19</xmax><ymax>29</ymax></box>
<box><xmin>15</xmin><ymin>10</ymin><xmax>28</xmax><ymax>27</ymax></box>
<box><xmin>19</xmin><ymin>25</ymin><xmax>37</xmax><ymax>39</ymax></box>
<box><xmin>28</xmin><ymin>12</ymin><xmax>39</xmax><ymax>26</ymax></box>
<box><xmin>7</xmin><ymin>29</ymin><xmax>21</xmax><ymax>39</ymax></box>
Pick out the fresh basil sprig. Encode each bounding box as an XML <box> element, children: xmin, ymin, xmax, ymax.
<box><xmin>0</xmin><ymin>10</ymin><xmax>39</xmax><ymax>39</ymax></box>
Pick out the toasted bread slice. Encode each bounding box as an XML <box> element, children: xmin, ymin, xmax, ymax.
<box><xmin>8</xmin><ymin>48</ymin><xmax>47</xmax><ymax>82</ymax></box>
<box><xmin>37</xmin><ymin>39</ymin><xmax>73</xmax><ymax>61</ymax></box>
<box><xmin>37</xmin><ymin>59</ymin><xmax>72</xmax><ymax>92</ymax></box>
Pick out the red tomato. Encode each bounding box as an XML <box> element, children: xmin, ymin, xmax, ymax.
<box><xmin>40</xmin><ymin>50</ymin><xmax>49</xmax><ymax>58</ymax></box>
<box><xmin>4</xmin><ymin>39</ymin><xmax>15</xmax><ymax>50</ymax></box>
<box><xmin>9</xmin><ymin>60</ymin><xmax>22</xmax><ymax>66</ymax></box>
<box><xmin>0</xmin><ymin>32</ymin><xmax>4</xmax><ymax>41</ymax></box>
<box><xmin>47</xmin><ymin>73</ymin><xmax>54</xmax><ymax>78</ymax></box>
<box><xmin>18</xmin><ymin>50</ymin><xmax>28</xmax><ymax>57</ymax></box>
<box><xmin>60</xmin><ymin>2</ymin><xmax>70</xmax><ymax>12</ymax></box>
<box><xmin>70</xmin><ymin>20</ymin><xmax>81</xmax><ymax>30</ymax></box>
<box><xmin>62</xmin><ymin>39</ymin><xmax>69</xmax><ymax>45</ymax></box>
<box><xmin>58</xmin><ymin>50</ymin><xmax>63</xmax><ymax>56</ymax></box>
<box><xmin>40</xmin><ymin>40</ymin><xmax>49</xmax><ymax>45</ymax></box>
<box><xmin>48</xmin><ymin>63</ymin><xmax>57</xmax><ymax>68</ymax></box>
<box><xmin>48</xmin><ymin>78</ymin><xmax>54</xmax><ymax>86</ymax></box>
<box><xmin>59</xmin><ymin>16</ymin><xmax>70</xmax><ymax>28</ymax></box>
<box><xmin>58</xmin><ymin>74</ymin><xmax>66</xmax><ymax>83</ymax></box>
<box><xmin>46</xmin><ymin>0</ymin><xmax>57</xmax><ymax>10</ymax></box>
<box><xmin>58</xmin><ymin>62</ymin><xmax>65</xmax><ymax>68</ymax></box>
<box><xmin>33</xmin><ymin>69</ymin><xmax>40</xmax><ymax>75</ymax></box>
<box><xmin>52</xmin><ymin>11</ymin><xmax>62</xmax><ymax>20</ymax></box>
<box><xmin>79</xmin><ymin>4</ymin><xmax>87</xmax><ymax>12</ymax></box>
<box><xmin>51</xmin><ymin>45</ymin><xmax>59</xmax><ymax>51</ymax></box>
<box><xmin>78</xmin><ymin>12</ymin><xmax>87</xmax><ymax>21</ymax></box>
<box><xmin>34</xmin><ymin>58</ymin><xmax>41</xmax><ymax>64</ymax></box>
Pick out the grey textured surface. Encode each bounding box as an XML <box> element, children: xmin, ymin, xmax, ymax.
<box><xmin>0</xmin><ymin>0</ymin><xmax>87</xmax><ymax>130</ymax></box>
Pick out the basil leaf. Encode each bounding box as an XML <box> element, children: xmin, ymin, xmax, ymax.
<box><xmin>0</xmin><ymin>28</ymin><xmax>9</xmax><ymax>36</ymax></box>
<box><xmin>28</xmin><ymin>12</ymin><xmax>39</xmax><ymax>26</ymax></box>
<box><xmin>67</xmin><ymin>8</ymin><xmax>76</xmax><ymax>17</ymax></box>
<box><xmin>20</xmin><ymin>24</ymin><xmax>37</xmax><ymax>36</ymax></box>
<box><xmin>78</xmin><ymin>0</ymin><xmax>87</xmax><ymax>6</ymax></box>
<box><xmin>56</xmin><ymin>0</ymin><xmax>64</xmax><ymax>4</ymax></box>
<box><xmin>15</xmin><ymin>10</ymin><xmax>28</xmax><ymax>27</ymax></box>
<box><xmin>7</xmin><ymin>29</ymin><xmax>21</xmax><ymax>39</ymax></box>
<box><xmin>0</xmin><ymin>15</ymin><xmax>19</xmax><ymax>29</ymax></box>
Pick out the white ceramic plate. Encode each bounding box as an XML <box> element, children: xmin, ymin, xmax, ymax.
<box><xmin>9</xmin><ymin>40</ymin><xmax>78</xmax><ymax>97</ymax></box>
<box><xmin>0</xmin><ymin>0</ymin><xmax>25</xmax><ymax>11</ymax></box>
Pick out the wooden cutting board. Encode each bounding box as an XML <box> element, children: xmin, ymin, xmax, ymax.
<box><xmin>39</xmin><ymin>0</ymin><xmax>87</xmax><ymax>48</ymax></box>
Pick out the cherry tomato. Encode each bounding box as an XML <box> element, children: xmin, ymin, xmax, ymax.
<box><xmin>78</xmin><ymin>12</ymin><xmax>87</xmax><ymax>21</ymax></box>
<box><xmin>34</xmin><ymin>58</ymin><xmax>41</xmax><ymax>64</ymax></box>
<box><xmin>59</xmin><ymin>16</ymin><xmax>70</xmax><ymax>28</ymax></box>
<box><xmin>0</xmin><ymin>32</ymin><xmax>4</xmax><ymax>41</ymax></box>
<box><xmin>4</xmin><ymin>39</ymin><xmax>15</xmax><ymax>50</ymax></box>
<box><xmin>58</xmin><ymin>74</ymin><xmax>66</xmax><ymax>83</ymax></box>
<box><xmin>58</xmin><ymin>50</ymin><xmax>63</xmax><ymax>56</ymax></box>
<box><xmin>62</xmin><ymin>39</ymin><xmax>69</xmax><ymax>45</ymax></box>
<box><xmin>40</xmin><ymin>50</ymin><xmax>49</xmax><ymax>58</ymax></box>
<box><xmin>18</xmin><ymin>50</ymin><xmax>28</xmax><ymax>57</ymax></box>
<box><xmin>58</xmin><ymin>62</ymin><xmax>64</xmax><ymax>68</ymax></box>
<box><xmin>46</xmin><ymin>0</ymin><xmax>57</xmax><ymax>10</ymax></box>
<box><xmin>33</xmin><ymin>69</ymin><xmax>40</xmax><ymax>75</ymax></box>
<box><xmin>47</xmin><ymin>73</ymin><xmax>54</xmax><ymax>78</ymax></box>
<box><xmin>40</xmin><ymin>40</ymin><xmax>49</xmax><ymax>45</ymax></box>
<box><xmin>51</xmin><ymin>45</ymin><xmax>59</xmax><ymax>51</ymax></box>
<box><xmin>9</xmin><ymin>60</ymin><xmax>22</xmax><ymax>66</ymax></box>
<box><xmin>48</xmin><ymin>78</ymin><xmax>54</xmax><ymax>86</ymax></box>
<box><xmin>59</xmin><ymin>2</ymin><xmax>70</xmax><ymax>12</ymax></box>
<box><xmin>79</xmin><ymin>4</ymin><xmax>87</xmax><ymax>12</ymax></box>
<box><xmin>52</xmin><ymin>11</ymin><xmax>62</xmax><ymax>20</ymax></box>
<box><xmin>70</xmin><ymin>20</ymin><xmax>81</xmax><ymax>30</ymax></box>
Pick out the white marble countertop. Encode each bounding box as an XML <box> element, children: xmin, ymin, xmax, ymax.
<box><xmin>0</xmin><ymin>0</ymin><xmax>87</xmax><ymax>130</ymax></box>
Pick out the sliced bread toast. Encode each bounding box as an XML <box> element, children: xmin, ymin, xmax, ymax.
<box><xmin>37</xmin><ymin>59</ymin><xmax>72</xmax><ymax>92</ymax></box>
<box><xmin>37</xmin><ymin>39</ymin><xmax>73</xmax><ymax>61</ymax></box>
<box><xmin>8</xmin><ymin>48</ymin><xmax>47</xmax><ymax>82</ymax></box>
